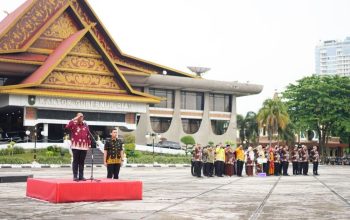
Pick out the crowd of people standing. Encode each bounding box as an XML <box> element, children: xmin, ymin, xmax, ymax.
<box><xmin>191</xmin><ymin>144</ymin><xmax>320</xmax><ymax>178</ymax></box>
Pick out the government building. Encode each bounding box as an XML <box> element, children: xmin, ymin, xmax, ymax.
<box><xmin>0</xmin><ymin>0</ymin><xmax>262</xmax><ymax>146</ymax></box>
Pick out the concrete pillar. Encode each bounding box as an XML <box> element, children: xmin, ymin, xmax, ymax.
<box><xmin>42</xmin><ymin>123</ymin><xmax>48</xmax><ymax>142</ymax></box>
<box><xmin>191</xmin><ymin>92</ymin><xmax>211</xmax><ymax>145</ymax></box>
<box><xmin>134</xmin><ymin>87</ymin><xmax>153</xmax><ymax>145</ymax></box>
<box><xmin>158</xmin><ymin>89</ymin><xmax>182</xmax><ymax>143</ymax></box>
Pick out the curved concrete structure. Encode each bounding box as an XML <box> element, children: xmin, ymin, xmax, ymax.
<box><xmin>125</xmin><ymin>74</ymin><xmax>263</xmax><ymax>96</ymax></box>
<box><xmin>121</xmin><ymin>75</ymin><xmax>263</xmax><ymax>146</ymax></box>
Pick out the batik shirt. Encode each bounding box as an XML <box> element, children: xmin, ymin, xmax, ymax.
<box><xmin>104</xmin><ymin>139</ymin><xmax>124</xmax><ymax>164</ymax></box>
<box><xmin>65</xmin><ymin>120</ymin><xmax>91</xmax><ymax>150</ymax></box>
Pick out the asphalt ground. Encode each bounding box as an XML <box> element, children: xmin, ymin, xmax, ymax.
<box><xmin>0</xmin><ymin>165</ymin><xmax>349</xmax><ymax>219</ymax></box>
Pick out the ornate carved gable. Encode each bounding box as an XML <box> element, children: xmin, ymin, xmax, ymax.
<box><xmin>30</xmin><ymin>11</ymin><xmax>80</xmax><ymax>51</ymax></box>
<box><xmin>0</xmin><ymin>0</ymin><xmax>68</xmax><ymax>51</ymax></box>
<box><xmin>70</xmin><ymin>37</ymin><xmax>99</xmax><ymax>55</ymax></box>
<box><xmin>39</xmin><ymin>34</ymin><xmax>127</xmax><ymax>94</ymax></box>
<box><xmin>42</xmin><ymin>11</ymin><xmax>80</xmax><ymax>40</ymax></box>
<box><xmin>0</xmin><ymin>0</ymin><xmax>193</xmax><ymax>77</ymax></box>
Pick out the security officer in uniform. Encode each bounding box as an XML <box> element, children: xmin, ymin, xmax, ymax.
<box><xmin>104</xmin><ymin>128</ymin><xmax>124</xmax><ymax>179</ymax></box>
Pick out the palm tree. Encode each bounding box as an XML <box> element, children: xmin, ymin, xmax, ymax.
<box><xmin>257</xmin><ymin>93</ymin><xmax>290</xmax><ymax>147</ymax></box>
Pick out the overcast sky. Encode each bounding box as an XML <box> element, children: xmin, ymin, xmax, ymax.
<box><xmin>1</xmin><ymin>0</ymin><xmax>350</xmax><ymax>116</ymax></box>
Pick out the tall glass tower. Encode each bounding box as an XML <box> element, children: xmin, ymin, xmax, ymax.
<box><xmin>315</xmin><ymin>37</ymin><xmax>350</xmax><ymax>76</ymax></box>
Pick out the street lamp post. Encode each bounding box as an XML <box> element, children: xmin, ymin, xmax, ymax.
<box><xmin>145</xmin><ymin>132</ymin><xmax>161</xmax><ymax>163</ymax></box>
<box><xmin>34</xmin><ymin>126</ymin><xmax>37</xmax><ymax>161</ymax></box>
<box><xmin>319</xmin><ymin>125</ymin><xmax>324</xmax><ymax>163</ymax></box>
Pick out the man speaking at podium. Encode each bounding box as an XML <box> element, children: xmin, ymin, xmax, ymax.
<box><xmin>65</xmin><ymin>112</ymin><xmax>91</xmax><ymax>181</ymax></box>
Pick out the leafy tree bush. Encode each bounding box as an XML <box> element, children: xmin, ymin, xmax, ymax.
<box><xmin>123</xmin><ymin>134</ymin><xmax>135</xmax><ymax>144</ymax></box>
<box><xmin>46</xmin><ymin>151</ymin><xmax>54</xmax><ymax>157</ymax></box>
<box><xmin>13</xmin><ymin>146</ymin><xmax>25</xmax><ymax>154</ymax></box>
<box><xmin>180</xmin><ymin>135</ymin><xmax>195</xmax><ymax>156</ymax></box>
<box><xmin>7</xmin><ymin>141</ymin><xmax>16</xmax><ymax>156</ymax></box>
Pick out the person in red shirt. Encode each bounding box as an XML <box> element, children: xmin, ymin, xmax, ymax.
<box><xmin>65</xmin><ymin>112</ymin><xmax>91</xmax><ymax>181</ymax></box>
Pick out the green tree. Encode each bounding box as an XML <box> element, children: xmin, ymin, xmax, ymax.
<box><xmin>332</xmin><ymin>120</ymin><xmax>350</xmax><ymax>153</ymax></box>
<box><xmin>123</xmin><ymin>134</ymin><xmax>135</xmax><ymax>144</ymax></box>
<box><xmin>237</xmin><ymin>112</ymin><xmax>259</xmax><ymax>146</ymax></box>
<box><xmin>257</xmin><ymin>94</ymin><xmax>290</xmax><ymax>147</ymax></box>
<box><xmin>236</xmin><ymin>114</ymin><xmax>245</xmax><ymax>144</ymax></box>
<box><xmin>123</xmin><ymin>134</ymin><xmax>137</xmax><ymax>160</ymax></box>
<box><xmin>278</xmin><ymin>123</ymin><xmax>296</xmax><ymax>146</ymax></box>
<box><xmin>7</xmin><ymin>141</ymin><xmax>16</xmax><ymax>156</ymax></box>
<box><xmin>180</xmin><ymin>135</ymin><xmax>196</xmax><ymax>156</ymax></box>
<box><xmin>283</xmin><ymin>75</ymin><xmax>350</xmax><ymax>160</ymax></box>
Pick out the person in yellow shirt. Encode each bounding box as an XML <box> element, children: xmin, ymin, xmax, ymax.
<box><xmin>235</xmin><ymin>145</ymin><xmax>245</xmax><ymax>177</ymax></box>
<box><xmin>215</xmin><ymin>144</ymin><xmax>225</xmax><ymax>177</ymax></box>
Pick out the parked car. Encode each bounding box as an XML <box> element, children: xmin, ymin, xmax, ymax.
<box><xmin>155</xmin><ymin>141</ymin><xmax>181</xmax><ymax>150</ymax></box>
<box><xmin>0</xmin><ymin>131</ymin><xmax>25</xmax><ymax>142</ymax></box>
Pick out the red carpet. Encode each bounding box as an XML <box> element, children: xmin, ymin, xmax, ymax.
<box><xmin>26</xmin><ymin>178</ymin><xmax>142</xmax><ymax>203</ymax></box>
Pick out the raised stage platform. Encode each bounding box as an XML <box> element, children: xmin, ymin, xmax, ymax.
<box><xmin>26</xmin><ymin>178</ymin><xmax>142</xmax><ymax>203</ymax></box>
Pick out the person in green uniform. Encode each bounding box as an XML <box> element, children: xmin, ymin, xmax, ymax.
<box><xmin>104</xmin><ymin>128</ymin><xmax>124</xmax><ymax>179</ymax></box>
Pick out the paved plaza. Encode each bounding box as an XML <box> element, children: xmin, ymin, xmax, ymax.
<box><xmin>0</xmin><ymin>165</ymin><xmax>349</xmax><ymax>220</ymax></box>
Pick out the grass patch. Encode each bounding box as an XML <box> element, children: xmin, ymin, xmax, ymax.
<box><xmin>128</xmin><ymin>151</ymin><xmax>191</xmax><ymax>164</ymax></box>
<box><xmin>0</xmin><ymin>148</ymin><xmax>71</xmax><ymax>164</ymax></box>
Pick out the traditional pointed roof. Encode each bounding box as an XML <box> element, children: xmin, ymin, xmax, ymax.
<box><xmin>0</xmin><ymin>0</ymin><xmax>194</xmax><ymax>78</ymax></box>
<box><xmin>0</xmin><ymin>21</ymin><xmax>160</xmax><ymax>103</ymax></box>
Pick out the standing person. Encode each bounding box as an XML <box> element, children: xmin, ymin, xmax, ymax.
<box><xmin>278</xmin><ymin>145</ymin><xmax>284</xmax><ymax>175</ymax></box>
<box><xmin>236</xmin><ymin>145</ymin><xmax>245</xmax><ymax>177</ymax></box>
<box><xmin>245</xmin><ymin>146</ymin><xmax>255</xmax><ymax>176</ymax></box>
<box><xmin>256</xmin><ymin>145</ymin><xmax>264</xmax><ymax>174</ymax></box>
<box><xmin>301</xmin><ymin>145</ymin><xmax>309</xmax><ymax>175</ymax></box>
<box><xmin>103</xmin><ymin>128</ymin><xmax>124</xmax><ymax>179</ymax></box>
<box><xmin>268</xmin><ymin>146</ymin><xmax>275</xmax><ymax>176</ymax></box>
<box><xmin>65</xmin><ymin>112</ymin><xmax>91</xmax><ymax>181</ymax></box>
<box><xmin>191</xmin><ymin>148</ymin><xmax>195</xmax><ymax>176</ymax></box>
<box><xmin>215</xmin><ymin>144</ymin><xmax>225</xmax><ymax>177</ymax></box>
<box><xmin>193</xmin><ymin>144</ymin><xmax>203</xmax><ymax>177</ymax></box>
<box><xmin>253</xmin><ymin>147</ymin><xmax>260</xmax><ymax>174</ymax></box>
<box><xmin>232</xmin><ymin>147</ymin><xmax>237</xmax><ymax>175</ymax></box>
<box><xmin>291</xmin><ymin>146</ymin><xmax>299</xmax><ymax>175</ymax></box>
<box><xmin>297</xmin><ymin>146</ymin><xmax>303</xmax><ymax>175</ymax></box>
<box><xmin>224</xmin><ymin>145</ymin><xmax>234</xmax><ymax>177</ymax></box>
<box><xmin>262</xmin><ymin>146</ymin><xmax>268</xmax><ymax>174</ymax></box>
<box><xmin>264</xmin><ymin>146</ymin><xmax>270</xmax><ymax>176</ymax></box>
<box><xmin>274</xmin><ymin>146</ymin><xmax>281</xmax><ymax>176</ymax></box>
<box><xmin>310</xmin><ymin>146</ymin><xmax>320</xmax><ymax>175</ymax></box>
<box><xmin>202</xmin><ymin>146</ymin><xmax>209</xmax><ymax>177</ymax></box>
<box><xmin>207</xmin><ymin>146</ymin><xmax>215</xmax><ymax>177</ymax></box>
<box><xmin>282</xmin><ymin>146</ymin><xmax>290</xmax><ymax>176</ymax></box>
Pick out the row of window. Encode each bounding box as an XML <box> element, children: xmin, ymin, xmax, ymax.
<box><xmin>148</xmin><ymin>88</ymin><xmax>232</xmax><ymax>112</ymax></box>
<box><xmin>150</xmin><ymin>117</ymin><xmax>229</xmax><ymax>135</ymax></box>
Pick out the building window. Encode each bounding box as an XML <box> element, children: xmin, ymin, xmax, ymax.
<box><xmin>150</xmin><ymin>117</ymin><xmax>172</xmax><ymax>133</ymax></box>
<box><xmin>37</xmin><ymin>110</ymin><xmax>125</xmax><ymax>122</ymax></box>
<box><xmin>149</xmin><ymin>88</ymin><xmax>174</xmax><ymax>108</ymax></box>
<box><xmin>0</xmin><ymin>76</ymin><xmax>22</xmax><ymax>86</ymax></box>
<box><xmin>209</xmin><ymin>93</ymin><xmax>232</xmax><ymax>112</ymax></box>
<box><xmin>211</xmin><ymin>120</ymin><xmax>229</xmax><ymax>135</ymax></box>
<box><xmin>182</xmin><ymin>119</ymin><xmax>201</xmax><ymax>134</ymax></box>
<box><xmin>181</xmin><ymin>91</ymin><xmax>204</xmax><ymax>110</ymax></box>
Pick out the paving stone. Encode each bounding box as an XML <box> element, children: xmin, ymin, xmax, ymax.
<box><xmin>0</xmin><ymin>166</ymin><xmax>349</xmax><ymax>219</ymax></box>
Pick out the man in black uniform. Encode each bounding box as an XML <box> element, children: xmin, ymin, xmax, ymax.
<box><xmin>104</xmin><ymin>128</ymin><xmax>124</xmax><ymax>179</ymax></box>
